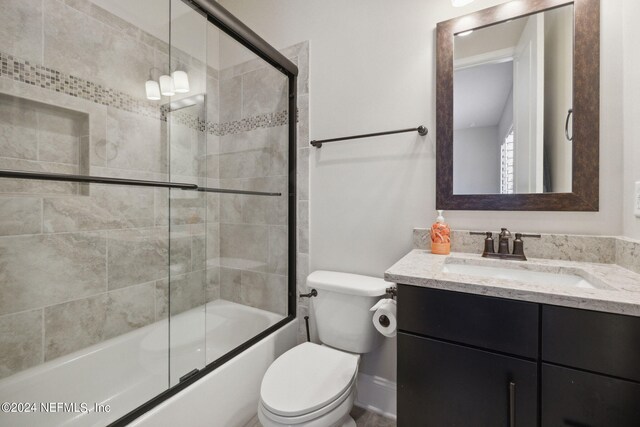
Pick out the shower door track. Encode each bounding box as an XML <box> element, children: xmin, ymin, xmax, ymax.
<box><xmin>0</xmin><ymin>170</ymin><xmax>283</xmax><ymax>197</ymax></box>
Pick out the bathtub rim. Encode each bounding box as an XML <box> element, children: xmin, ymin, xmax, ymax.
<box><xmin>108</xmin><ymin>314</ymin><xmax>296</xmax><ymax>427</ymax></box>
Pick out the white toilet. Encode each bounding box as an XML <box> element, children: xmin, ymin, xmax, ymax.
<box><xmin>258</xmin><ymin>270</ymin><xmax>389</xmax><ymax>427</ymax></box>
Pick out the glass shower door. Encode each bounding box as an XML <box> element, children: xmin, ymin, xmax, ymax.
<box><xmin>166</xmin><ymin>0</ymin><xmax>292</xmax><ymax>386</ymax></box>
<box><xmin>166</xmin><ymin>0</ymin><xmax>209</xmax><ymax>387</ymax></box>
<box><xmin>0</xmin><ymin>0</ymin><xmax>294</xmax><ymax>424</ymax></box>
<box><xmin>0</xmin><ymin>0</ymin><xmax>175</xmax><ymax>425</ymax></box>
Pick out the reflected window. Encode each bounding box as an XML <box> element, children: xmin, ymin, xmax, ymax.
<box><xmin>501</xmin><ymin>128</ymin><xmax>515</xmax><ymax>194</ymax></box>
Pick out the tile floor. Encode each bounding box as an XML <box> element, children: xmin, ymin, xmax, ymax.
<box><xmin>245</xmin><ymin>407</ymin><xmax>396</xmax><ymax>427</ymax></box>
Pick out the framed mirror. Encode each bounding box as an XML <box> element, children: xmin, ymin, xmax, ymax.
<box><xmin>436</xmin><ymin>0</ymin><xmax>600</xmax><ymax>211</ymax></box>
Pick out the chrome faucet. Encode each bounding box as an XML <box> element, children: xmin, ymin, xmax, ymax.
<box><xmin>470</xmin><ymin>229</ymin><xmax>541</xmax><ymax>261</ymax></box>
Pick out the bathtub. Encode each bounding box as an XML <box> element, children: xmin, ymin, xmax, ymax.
<box><xmin>0</xmin><ymin>300</ymin><xmax>286</xmax><ymax>427</ymax></box>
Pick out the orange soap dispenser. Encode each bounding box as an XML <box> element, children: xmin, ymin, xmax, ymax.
<box><xmin>430</xmin><ymin>210</ymin><xmax>451</xmax><ymax>255</ymax></box>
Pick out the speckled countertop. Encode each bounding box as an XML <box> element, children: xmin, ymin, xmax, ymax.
<box><xmin>385</xmin><ymin>250</ymin><xmax>640</xmax><ymax>316</ymax></box>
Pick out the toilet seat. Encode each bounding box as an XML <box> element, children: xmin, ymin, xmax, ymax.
<box><xmin>259</xmin><ymin>376</ymin><xmax>356</xmax><ymax>426</ymax></box>
<box><xmin>260</xmin><ymin>342</ymin><xmax>359</xmax><ymax>421</ymax></box>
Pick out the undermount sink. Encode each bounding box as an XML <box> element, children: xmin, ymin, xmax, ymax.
<box><xmin>442</xmin><ymin>261</ymin><xmax>599</xmax><ymax>289</ymax></box>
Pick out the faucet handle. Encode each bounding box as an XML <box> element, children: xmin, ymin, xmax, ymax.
<box><xmin>469</xmin><ymin>231</ymin><xmax>492</xmax><ymax>236</ymax></box>
<box><xmin>499</xmin><ymin>228</ymin><xmax>512</xmax><ymax>240</ymax></box>
<box><xmin>512</xmin><ymin>233</ymin><xmax>540</xmax><ymax>259</ymax></box>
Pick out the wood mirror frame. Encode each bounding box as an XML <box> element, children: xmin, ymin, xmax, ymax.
<box><xmin>436</xmin><ymin>0</ymin><xmax>600</xmax><ymax>211</ymax></box>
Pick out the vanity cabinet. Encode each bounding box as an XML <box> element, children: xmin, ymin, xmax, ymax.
<box><xmin>397</xmin><ymin>285</ymin><xmax>640</xmax><ymax>427</ymax></box>
<box><xmin>541</xmin><ymin>364</ymin><xmax>640</xmax><ymax>427</ymax></box>
<box><xmin>398</xmin><ymin>334</ymin><xmax>537</xmax><ymax>427</ymax></box>
<box><xmin>542</xmin><ymin>305</ymin><xmax>640</xmax><ymax>382</ymax></box>
<box><xmin>398</xmin><ymin>283</ymin><xmax>538</xmax><ymax>358</ymax></box>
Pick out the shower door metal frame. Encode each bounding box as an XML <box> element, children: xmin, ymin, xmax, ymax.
<box><xmin>109</xmin><ymin>0</ymin><xmax>298</xmax><ymax>425</ymax></box>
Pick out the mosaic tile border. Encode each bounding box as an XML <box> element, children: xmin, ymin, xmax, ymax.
<box><xmin>0</xmin><ymin>51</ymin><xmax>162</xmax><ymax>121</ymax></box>
<box><xmin>0</xmin><ymin>50</ymin><xmax>289</xmax><ymax>137</ymax></box>
<box><xmin>218</xmin><ymin>110</ymin><xmax>289</xmax><ymax>135</ymax></box>
<box><xmin>165</xmin><ymin>107</ymin><xmax>289</xmax><ymax>137</ymax></box>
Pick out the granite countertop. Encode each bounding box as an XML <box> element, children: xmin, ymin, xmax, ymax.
<box><xmin>385</xmin><ymin>250</ymin><xmax>640</xmax><ymax>316</ymax></box>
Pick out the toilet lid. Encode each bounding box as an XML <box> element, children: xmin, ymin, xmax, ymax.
<box><xmin>260</xmin><ymin>342</ymin><xmax>359</xmax><ymax>417</ymax></box>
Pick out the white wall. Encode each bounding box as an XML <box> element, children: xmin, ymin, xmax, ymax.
<box><xmin>499</xmin><ymin>89</ymin><xmax>514</xmax><ymax>142</ymax></box>
<box><xmin>219</xmin><ymin>0</ymin><xmax>625</xmax><ymax>388</ymax></box>
<box><xmin>623</xmin><ymin>0</ymin><xmax>640</xmax><ymax>239</ymax></box>
<box><xmin>454</xmin><ymin>126</ymin><xmax>501</xmax><ymax>194</ymax></box>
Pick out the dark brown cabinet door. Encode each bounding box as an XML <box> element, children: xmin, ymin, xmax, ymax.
<box><xmin>398</xmin><ymin>286</ymin><xmax>539</xmax><ymax>358</ymax></box>
<box><xmin>542</xmin><ymin>364</ymin><xmax>640</xmax><ymax>427</ymax></box>
<box><xmin>398</xmin><ymin>332</ymin><xmax>537</xmax><ymax>427</ymax></box>
<box><xmin>542</xmin><ymin>305</ymin><xmax>640</xmax><ymax>382</ymax></box>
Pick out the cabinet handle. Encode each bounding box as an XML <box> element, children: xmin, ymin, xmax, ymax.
<box><xmin>509</xmin><ymin>381</ymin><xmax>516</xmax><ymax>427</ymax></box>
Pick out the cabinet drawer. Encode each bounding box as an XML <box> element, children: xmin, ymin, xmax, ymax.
<box><xmin>542</xmin><ymin>305</ymin><xmax>640</xmax><ymax>382</ymax></box>
<box><xmin>398</xmin><ymin>333</ymin><xmax>537</xmax><ymax>427</ymax></box>
<box><xmin>398</xmin><ymin>285</ymin><xmax>539</xmax><ymax>358</ymax></box>
<box><xmin>542</xmin><ymin>364</ymin><xmax>640</xmax><ymax>427</ymax></box>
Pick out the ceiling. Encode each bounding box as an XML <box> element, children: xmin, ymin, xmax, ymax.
<box><xmin>455</xmin><ymin>18</ymin><xmax>527</xmax><ymax>61</ymax></box>
<box><xmin>454</xmin><ymin>61</ymin><xmax>513</xmax><ymax>131</ymax></box>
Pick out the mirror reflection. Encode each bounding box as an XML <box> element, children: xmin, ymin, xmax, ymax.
<box><xmin>453</xmin><ymin>5</ymin><xmax>574</xmax><ymax>195</ymax></box>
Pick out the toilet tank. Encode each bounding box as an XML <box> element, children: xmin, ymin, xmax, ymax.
<box><xmin>308</xmin><ymin>270</ymin><xmax>389</xmax><ymax>354</ymax></box>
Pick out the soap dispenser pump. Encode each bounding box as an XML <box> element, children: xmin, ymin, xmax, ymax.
<box><xmin>430</xmin><ymin>210</ymin><xmax>451</xmax><ymax>255</ymax></box>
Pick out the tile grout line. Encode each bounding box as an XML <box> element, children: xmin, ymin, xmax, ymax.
<box><xmin>105</xmin><ymin>228</ymin><xmax>109</xmax><ymax>294</ymax></box>
<box><xmin>40</xmin><ymin>0</ymin><xmax>44</xmax><ymax>65</ymax></box>
<box><xmin>0</xmin><ymin>279</ymin><xmax>159</xmax><ymax>322</ymax></box>
<box><xmin>40</xmin><ymin>197</ymin><xmax>44</xmax><ymax>234</ymax></box>
<box><xmin>40</xmin><ymin>307</ymin><xmax>45</xmax><ymax>364</ymax></box>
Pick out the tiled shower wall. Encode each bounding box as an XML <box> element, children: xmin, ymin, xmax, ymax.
<box><xmin>216</xmin><ymin>57</ymin><xmax>290</xmax><ymax>315</ymax></box>
<box><xmin>0</xmin><ymin>0</ymin><xmax>307</xmax><ymax>380</ymax></box>
<box><xmin>215</xmin><ymin>41</ymin><xmax>311</xmax><ymax>343</ymax></box>
<box><xmin>0</xmin><ymin>0</ymin><xmax>217</xmax><ymax>380</ymax></box>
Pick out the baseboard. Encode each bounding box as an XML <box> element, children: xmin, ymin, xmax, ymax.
<box><xmin>354</xmin><ymin>373</ymin><xmax>397</xmax><ymax>420</ymax></box>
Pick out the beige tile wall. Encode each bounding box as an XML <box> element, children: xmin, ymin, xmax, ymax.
<box><xmin>216</xmin><ymin>56</ymin><xmax>290</xmax><ymax>315</ymax></box>
<box><xmin>212</xmin><ymin>42</ymin><xmax>309</xmax><ymax>332</ymax></box>
<box><xmin>0</xmin><ymin>0</ymin><xmax>213</xmax><ymax>380</ymax></box>
<box><xmin>0</xmin><ymin>0</ymin><xmax>306</xmax><ymax>381</ymax></box>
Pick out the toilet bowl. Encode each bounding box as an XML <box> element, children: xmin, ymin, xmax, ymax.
<box><xmin>258</xmin><ymin>343</ymin><xmax>359</xmax><ymax>427</ymax></box>
<box><xmin>258</xmin><ymin>271</ymin><xmax>390</xmax><ymax>427</ymax></box>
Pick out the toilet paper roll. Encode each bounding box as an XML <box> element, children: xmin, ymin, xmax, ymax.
<box><xmin>370</xmin><ymin>299</ymin><xmax>397</xmax><ymax>338</ymax></box>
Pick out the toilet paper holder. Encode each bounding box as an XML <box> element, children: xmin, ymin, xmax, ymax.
<box><xmin>371</xmin><ymin>291</ymin><xmax>398</xmax><ymax>337</ymax></box>
<box><xmin>377</xmin><ymin>287</ymin><xmax>397</xmax><ymax>328</ymax></box>
<box><xmin>378</xmin><ymin>315</ymin><xmax>391</xmax><ymax>327</ymax></box>
<box><xmin>385</xmin><ymin>286</ymin><xmax>397</xmax><ymax>300</ymax></box>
